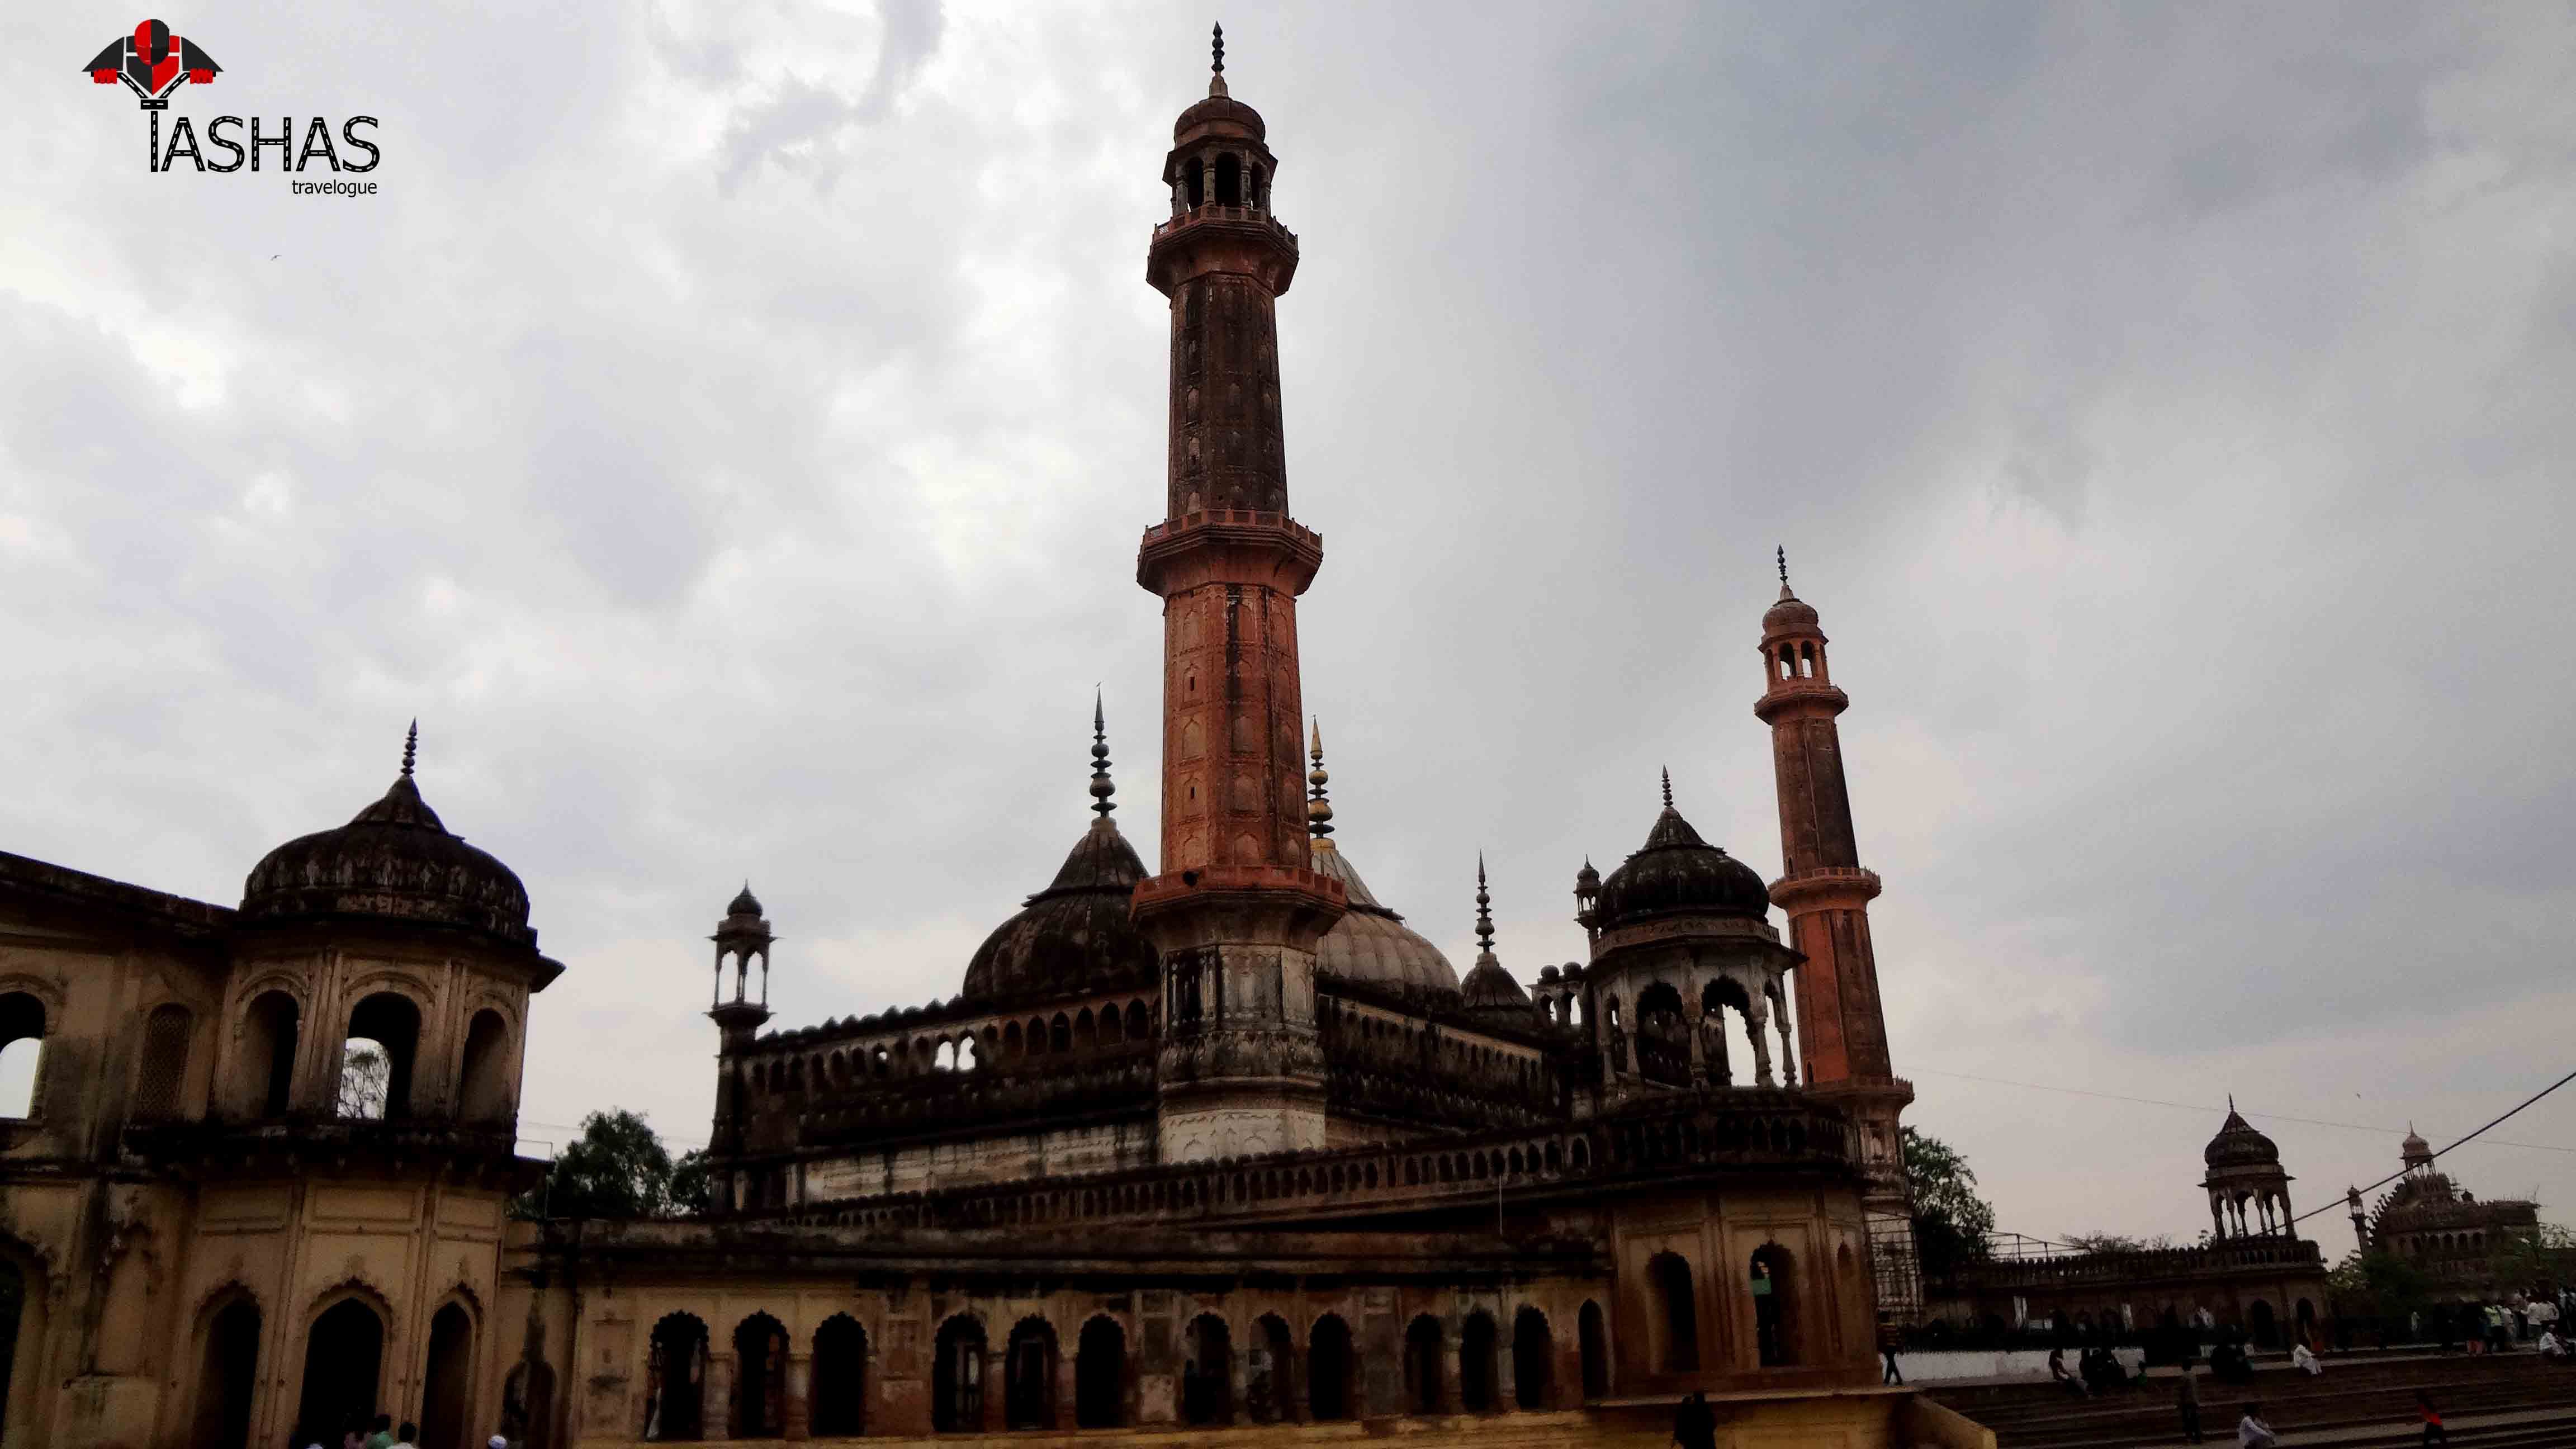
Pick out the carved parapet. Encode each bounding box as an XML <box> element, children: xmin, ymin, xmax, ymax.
<box><xmin>742</xmin><ymin>1088</ymin><xmax>1860</xmax><ymax>1234</ymax></box>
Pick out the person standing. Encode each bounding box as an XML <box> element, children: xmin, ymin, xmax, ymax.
<box><xmin>2175</xmin><ymin>1365</ymin><xmax>2204</xmax><ymax>1445</ymax></box>
<box><xmin>2417</xmin><ymin>1389</ymin><xmax>2447</xmax><ymax>1445</ymax></box>
<box><xmin>1670</xmin><ymin>1389</ymin><xmax>1716</xmax><ymax>1449</ymax></box>
<box><xmin>389</xmin><ymin>1425</ymin><xmax>418</xmax><ymax>1449</ymax></box>
<box><xmin>2236</xmin><ymin>1401</ymin><xmax>2279</xmax><ymax>1449</ymax></box>
<box><xmin>366</xmin><ymin>1414</ymin><xmax>395</xmax><ymax>1449</ymax></box>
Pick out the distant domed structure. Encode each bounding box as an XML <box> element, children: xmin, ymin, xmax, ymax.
<box><xmin>1302</xmin><ymin>728</ymin><xmax>1459</xmax><ymax>999</ymax></box>
<box><xmin>2204</xmin><ymin>1105</ymin><xmax>2283</xmax><ymax>1169</ymax></box>
<box><xmin>239</xmin><ymin>725</ymin><xmax>536</xmax><ymax>949</ymax></box>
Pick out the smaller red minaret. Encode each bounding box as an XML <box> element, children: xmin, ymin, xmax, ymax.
<box><xmin>1756</xmin><ymin>548</ymin><xmax>1920</xmax><ymax>1322</ymax></box>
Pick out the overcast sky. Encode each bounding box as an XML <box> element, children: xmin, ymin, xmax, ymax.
<box><xmin>7</xmin><ymin>2</ymin><xmax>2574</xmax><ymax>1258</ymax></box>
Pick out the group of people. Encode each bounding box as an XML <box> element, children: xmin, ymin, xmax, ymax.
<box><xmin>2044</xmin><ymin>1344</ymin><xmax>2138</xmax><ymax>1395</ymax></box>
<box><xmin>298</xmin><ymin>1418</ymin><xmax>514</xmax><ymax>1449</ymax></box>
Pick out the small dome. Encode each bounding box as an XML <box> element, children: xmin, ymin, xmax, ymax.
<box><xmin>2204</xmin><ymin>1106</ymin><xmax>2282</xmax><ymax>1169</ymax></box>
<box><xmin>1591</xmin><ymin>804</ymin><xmax>1771</xmax><ymax>930</ymax></box>
<box><xmin>242</xmin><ymin>770</ymin><xmax>534</xmax><ymax>949</ymax></box>
<box><xmin>962</xmin><ymin>820</ymin><xmax>1157</xmax><ymax>1004</ymax></box>
<box><xmin>1176</xmin><ymin>88</ymin><xmax>1265</xmax><ymax>144</ymax></box>
<box><xmin>1461</xmin><ymin>954</ymin><xmax>1529</xmax><ymax>1013</ymax></box>
<box><xmin>726</xmin><ymin>883</ymin><xmax>764</xmax><ymax>918</ymax></box>
<box><xmin>1764</xmin><ymin>584</ymin><xmax>1820</xmax><ymax>634</ymax></box>
<box><xmin>1575</xmin><ymin>858</ymin><xmax>1600</xmax><ymax>889</ymax></box>
<box><xmin>1310</xmin><ymin>840</ymin><xmax>1460</xmax><ymax>997</ymax></box>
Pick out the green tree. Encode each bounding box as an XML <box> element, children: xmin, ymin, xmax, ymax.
<box><xmin>1905</xmin><ymin>1126</ymin><xmax>1996</xmax><ymax>1284</ymax></box>
<box><xmin>668</xmin><ymin>1148</ymin><xmax>714</xmax><ymax>1218</ymax></box>
<box><xmin>518</xmin><ymin>1110</ymin><xmax>695</xmax><ymax>1220</ymax></box>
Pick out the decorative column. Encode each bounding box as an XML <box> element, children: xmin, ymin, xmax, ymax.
<box><xmin>783</xmin><ymin>1351</ymin><xmax>812</xmax><ymax>1439</ymax></box>
<box><xmin>1137</xmin><ymin>30</ymin><xmax>1346</xmax><ymax>1162</ymax></box>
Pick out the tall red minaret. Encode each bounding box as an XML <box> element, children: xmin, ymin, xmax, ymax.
<box><xmin>1756</xmin><ymin>548</ymin><xmax>1921</xmax><ymax>1322</ymax></box>
<box><xmin>1133</xmin><ymin>27</ymin><xmax>1346</xmax><ymax>1162</ymax></box>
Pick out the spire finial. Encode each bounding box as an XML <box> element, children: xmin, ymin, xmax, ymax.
<box><xmin>1660</xmin><ymin>766</ymin><xmax>1673</xmax><ymax>809</ymax></box>
<box><xmin>1212</xmin><ymin>22</ymin><xmax>1224</xmax><ymax>75</ymax></box>
<box><xmin>1777</xmin><ymin>544</ymin><xmax>1789</xmax><ymax>586</ymax></box>
<box><xmin>1090</xmin><ymin>689</ymin><xmax>1116</xmax><ymax>820</ymax></box>
<box><xmin>1474</xmin><ymin>853</ymin><xmax>1495</xmax><ymax>956</ymax></box>
<box><xmin>1306</xmin><ymin>716</ymin><xmax>1334</xmax><ymax>837</ymax></box>
<box><xmin>401</xmin><ymin>719</ymin><xmax>418</xmax><ymax>777</ymax></box>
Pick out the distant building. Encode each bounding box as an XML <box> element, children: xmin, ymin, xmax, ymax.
<box><xmin>2351</xmin><ymin>1128</ymin><xmax>2542</xmax><ymax>1299</ymax></box>
<box><xmin>1925</xmin><ymin>1106</ymin><xmax>2330</xmax><ymax>1349</ymax></box>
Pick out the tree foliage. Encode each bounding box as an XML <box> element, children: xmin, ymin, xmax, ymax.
<box><xmin>337</xmin><ymin>1040</ymin><xmax>389</xmax><ymax>1120</ymax></box>
<box><xmin>1905</xmin><ymin>1126</ymin><xmax>1997</xmax><ymax>1283</ymax></box>
<box><xmin>2059</xmin><ymin>1230</ymin><xmax>2179</xmax><ymax>1254</ymax></box>
<box><xmin>517</xmin><ymin>1110</ymin><xmax>704</xmax><ymax>1220</ymax></box>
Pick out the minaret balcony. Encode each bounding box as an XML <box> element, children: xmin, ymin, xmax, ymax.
<box><xmin>1767</xmin><ymin>866</ymin><xmax>1882</xmax><ymax>912</ymax></box>
<box><xmin>1152</xmin><ymin>203</ymin><xmax>1299</xmax><ymax>248</ymax></box>
<box><xmin>1136</xmin><ymin>508</ymin><xmax>1324</xmax><ymax>594</ymax></box>
<box><xmin>1753</xmin><ymin>678</ymin><xmax>1850</xmax><ymax>722</ymax></box>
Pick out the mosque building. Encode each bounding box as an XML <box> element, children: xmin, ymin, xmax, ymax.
<box><xmin>0</xmin><ymin>32</ymin><xmax>1966</xmax><ymax>1448</ymax></box>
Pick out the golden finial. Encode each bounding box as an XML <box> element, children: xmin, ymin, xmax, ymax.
<box><xmin>1306</xmin><ymin>717</ymin><xmax>1333</xmax><ymax>837</ymax></box>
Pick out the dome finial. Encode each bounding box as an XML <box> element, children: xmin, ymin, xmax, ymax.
<box><xmin>1660</xmin><ymin>766</ymin><xmax>1673</xmax><ymax>809</ymax></box>
<box><xmin>1777</xmin><ymin>544</ymin><xmax>1788</xmax><ymax>587</ymax></box>
<box><xmin>1090</xmin><ymin>688</ymin><xmax>1116</xmax><ymax>820</ymax></box>
<box><xmin>1306</xmin><ymin>717</ymin><xmax>1334</xmax><ymax>837</ymax></box>
<box><xmin>401</xmin><ymin>718</ymin><xmax>418</xmax><ymax>777</ymax></box>
<box><xmin>1212</xmin><ymin>21</ymin><xmax>1224</xmax><ymax>75</ymax></box>
<box><xmin>1474</xmin><ymin>853</ymin><xmax>1495</xmax><ymax>957</ymax></box>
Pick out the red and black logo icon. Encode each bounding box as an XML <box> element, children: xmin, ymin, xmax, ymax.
<box><xmin>85</xmin><ymin>19</ymin><xmax>220</xmax><ymax>110</ymax></box>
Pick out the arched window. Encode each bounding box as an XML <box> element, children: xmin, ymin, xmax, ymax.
<box><xmin>1750</xmin><ymin>1244</ymin><xmax>1796</xmax><ymax>1367</ymax></box>
<box><xmin>192</xmin><ymin>1295</ymin><xmax>262</xmax><ymax>1449</ymax></box>
<box><xmin>236</xmin><ymin>991</ymin><xmax>299</xmax><ymax>1117</ymax></box>
<box><xmin>1460</xmin><ymin>1310</ymin><xmax>1498</xmax><ymax>1412</ymax></box>
<box><xmin>1003</xmin><ymin>1317</ymin><xmax>1057</xmax><ymax>1429</ymax></box>
<box><xmin>1404</xmin><ymin>1314</ymin><xmax>1445</xmax><ymax>1414</ymax></box>
<box><xmin>296</xmin><ymin>1297</ymin><xmax>385</xmax><ymax>1442</ymax></box>
<box><xmin>1512</xmin><ymin>1306</ymin><xmax>1552</xmax><ymax>1410</ymax></box>
<box><xmin>1126</xmin><ymin>1000</ymin><xmax>1149</xmax><ymax>1040</ymax></box>
<box><xmin>340</xmin><ymin>992</ymin><xmax>419</xmax><ymax>1120</ymax></box>
<box><xmin>1578</xmin><ymin>1300</ymin><xmax>1608</xmax><ymax>1400</ymax></box>
<box><xmin>1182</xmin><ymin>1314</ymin><xmax>1232</xmax><ymax>1425</ymax></box>
<box><xmin>933</xmin><ymin>1315</ymin><xmax>987</xmax><ymax>1432</ymax></box>
<box><xmin>644</xmin><ymin>1312</ymin><xmax>708</xmax><ymax>1439</ymax></box>
<box><xmin>132</xmin><ymin>1002</ymin><xmax>193</xmax><ymax>1120</ymax></box>
<box><xmin>421</xmin><ymin>1303</ymin><xmax>475</xmax><ymax>1449</ymax></box>
<box><xmin>1074</xmin><ymin>1008</ymin><xmax>1097</xmax><ymax>1051</ymax></box>
<box><xmin>1650</xmin><ymin>1252</ymin><xmax>1699</xmax><ymax>1371</ymax></box>
<box><xmin>1100</xmin><ymin>1007</ymin><xmax>1124</xmax><ymax>1046</ymax></box>
<box><xmin>733</xmin><ymin>1313</ymin><xmax>787</xmax><ymax>1437</ymax></box>
<box><xmin>1004</xmin><ymin>1020</ymin><xmax>1024</xmax><ymax>1057</ymax></box>
<box><xmin>1027</xmin><ymin>1017</ymin><xmax>1048</xmax><ymax>1055</ymax></box>
<box><xmin>457</xmin><ymin>1008</ymin><xmax>512</xmax><ymax>1123</ymax></box>
<box><xmin>1308</xmin><ymin>1314</ymin><xmax>1355</xmax><ymax>1420</ymax></box>
<box><xmin>1050</xmin><ymin>1014</ymin><xmax>1072</xmax><ymax>1053</ymax></box>
<box><xmin>812</xmin><ymin>1316</ymin><xmax>867</xmax><ymax>1436</ymax></box>
<box><xmin>1185</xmin><ymin>156</ymin><xmax>1205</xmax><ymax>209</ymax></box>
<box><xmin>1075</xmin><ymin>1315</ymin><xmax>1125</xmax><ymax>1428</ymax></box>
<box><xmin>1249</xmin><ymin>1314</ymin><xmax>1294</xmax><ymax>1423</ymax></box>
<box><xmin>1215</xmin><ymin>152</ymin><xmax>1242</xmax><ymax>206</ymax></box>
<box><xmin>0</xmin><ymin>992</ymin><xmax>47</xmax><ymax>1119</ymax></box>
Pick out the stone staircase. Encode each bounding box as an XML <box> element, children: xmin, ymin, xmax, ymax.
<box><xmin>1925</xmin><ymin>1352</ymin><xmax>2574</xmax><ymax>1449</ymax></box>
